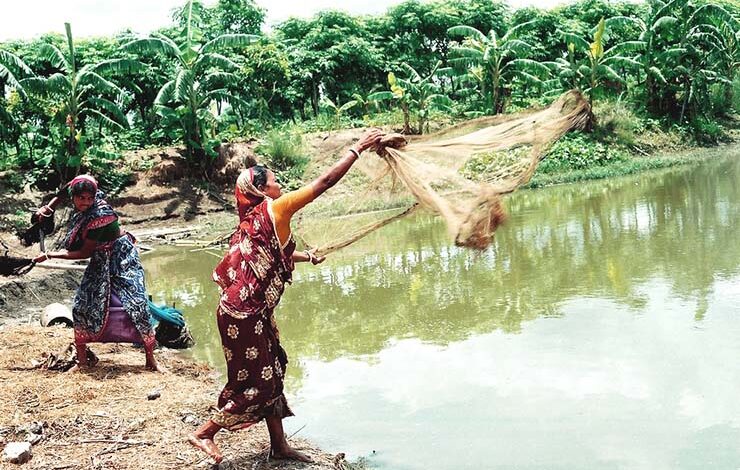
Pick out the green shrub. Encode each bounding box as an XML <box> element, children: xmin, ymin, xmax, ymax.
<box><xmin>5</xmin><ymin>209</ymin><xmax>30</xmax><ymax>233</ymax></box>
<box><xmin>255</xmin><ymin>130</ymin><xmax>309</xmax><ymax>190</ymax></box>
<box><xmin>593</xmin><ymin>100</ymin><xmax>642</xmax><ymax>146</ymax></box>
<box><xmin>689</xmin><ymin>117</ymin><xmax>728</xmax><ymax>145</ymax></box>
<box><xmin>708</xmin><ymin>83</ymin><xmax>733</xmax><ymax>117</ymax></box>
<box><xmin>0</xmin><ymin>170</ymin><xmax>25</xmax><ymax>193</ymax></box>
<box><xmin>256</xmin><ymin>130</ymin><xmax>307</xmax><ymax>171</ymax></box>
<box><xmin>460</xmin><ymin>146</ymin><xmax>532</xmax><ymax>181</ymax></box>
<box><xmin>538</xmin><ymin>133</ymin><xmax>627</xmax><ymax>173</ymax></box>
<box><xmin>113</xmin><ymin>126</ymin><xmax>153</xmax><ymax>151</ymax></box>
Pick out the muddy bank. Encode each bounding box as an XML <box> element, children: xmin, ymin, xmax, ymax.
<box><xmin>0</xmin><ymin>269</ymin><xmax>80</xmax><ymax>321</ymax></box>
<box><xmin>0</xmin><ymin>325</ymin><xmax>348</xmax><ymax>469</ymax></box>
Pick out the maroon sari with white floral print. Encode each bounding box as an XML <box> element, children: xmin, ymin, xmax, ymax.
<box><xmin>211</xmin><ymin>199</ymin><xmax>296</xmax><ymax>430</ymax></box>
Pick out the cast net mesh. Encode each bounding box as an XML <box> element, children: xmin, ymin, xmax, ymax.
<box><xmin>297</xmin><ymin>90</ymin><xmax>593</xmax><ymax>256</ymax></box>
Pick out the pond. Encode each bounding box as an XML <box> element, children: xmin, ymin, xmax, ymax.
<box><xmin>144</xmin><ymin>147</ymin><xmax>740</xmax><ymax>469</ymax></box>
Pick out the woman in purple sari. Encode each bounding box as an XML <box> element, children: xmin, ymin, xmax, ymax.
<box><xmin>33</xmin><ymin>175</ymin><xmax>161</xmax><ymax>372</ymax></box>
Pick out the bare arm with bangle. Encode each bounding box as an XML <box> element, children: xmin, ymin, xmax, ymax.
<box><xmin>277</xmin><ymin>129</ymin><xmax>384</xmax><ymax>265</ymax></box>
<box><xmin>310</xmin><ymin>129</ymin><xmax>383</xmax><ymax>196</ymax></box>
<box><xmin>32</xmin><ymin>238</ymin><xmax>97</xmax><ymax>263</ymax></box>
<box><xmin>292</xmin><ymin>249</ymin><xmax>325</xmax><ymax>265</ymax></box>
<box><xmin>36</xmin><ymin>196</ymin><xmax>61</xmax><ymax>219</ymax></box>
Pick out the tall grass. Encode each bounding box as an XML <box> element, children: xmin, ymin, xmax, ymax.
<box><xmin>525</xmin><ymin>155</ymin><xmax>697</xmax><ymax>188</ymax></box>
<box><xmin>255</xmin><ymin>130</ymin><xmax>309</xmax><ymax>190</ymax></box>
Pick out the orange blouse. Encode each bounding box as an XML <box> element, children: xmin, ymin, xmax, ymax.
<box><xmin>271</xmin><ymin>184</ymin><xmax>316</xmax><ymax>246</ymax></box>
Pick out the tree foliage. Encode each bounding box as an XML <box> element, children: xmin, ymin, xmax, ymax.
<box><xmin>123</xmin><ymin>0</ymin><xmax>258</xmax><ymax>164</ymax></box>
<box><xmin>0</xmin><ymin>0</ymin><xmax>737</xmax><ymax>185</ymax></box>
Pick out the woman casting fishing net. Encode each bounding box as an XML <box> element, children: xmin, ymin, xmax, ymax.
<box><xmin>188</xmin><ymin>129</ymin><xmax>385</xmax><ymax>463</ymax></box>
<box><xmin>31</xmin><ymin>175</ymin><xmax>163</xmax><ymax>372</ymax></box>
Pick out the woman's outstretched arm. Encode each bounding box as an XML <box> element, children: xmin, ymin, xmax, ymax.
<box><xmin>292</xmin><ymin>249</ymin><xmax>326</xmax><ymax>264</ymax></box>
<box><xmin>32</xmin><ymin>238</ymin><xmax>96</xmax><ymax>263</ymax></box>
<box><xmin>271</xmin><ymin>129</ymin><xmax>385</xmax><ymax>245</ymax></box>
<box><xmin>310</xmin><ymin>129</ymin><xmax>383</xmax><ymax>197</ymax></box>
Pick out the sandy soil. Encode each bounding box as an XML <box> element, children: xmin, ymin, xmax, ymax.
<box><xmin>0</xmin><ymin>325</ymin><xmax>352</xmax><ymax>469</ymax></box>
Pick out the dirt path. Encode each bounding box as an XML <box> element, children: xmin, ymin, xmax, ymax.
<box><xmin>0</xmin><ymin>325</ymin><xmax>349</xmax><ymax>469</ymax></box>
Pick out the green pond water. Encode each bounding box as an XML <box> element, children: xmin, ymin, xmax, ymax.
<box><xmin>144</xmin><ymin>147</ymin><xmax>740</xmax><ymax>470</ymax></box>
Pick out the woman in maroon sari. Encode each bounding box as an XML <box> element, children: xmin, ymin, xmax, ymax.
<box><xmin>189</xmin><ymin>129</ymin><xmax>384</xmax><ymax>463</ymax></box>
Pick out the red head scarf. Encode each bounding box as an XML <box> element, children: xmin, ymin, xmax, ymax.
<box><xmin>235</xmin><ymin>168</ymin><xmax>266</xmax><ymax>221</ymax></box>
<box><xmin>68</xmin><ymin>174</ymin><xmax>99</xmax><ymax>193</ymax></box>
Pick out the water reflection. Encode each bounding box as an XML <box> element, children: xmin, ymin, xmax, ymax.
<box><xmin>144</xmin><ymin>147</ymin><xmax>740</xmax><ymax>469</ymax></box>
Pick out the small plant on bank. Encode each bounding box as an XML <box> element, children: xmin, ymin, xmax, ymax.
<box><xmin>369</xmin><ymin>62</ymin><xmax>453</xmax><ymax>135</ymax></box>
<box><xmin>689</xmin><ymin>117</ymin><xmax>729</xmax><ymax>145</ymax></box>
<box><xmin>593</xmin><ymin>100</ymin><xmax>642</xmax><ymax>146</ymax></box>
<box><xmin>460</xmin><ymin>146</ymin><xmax>532</xmax><ymax>181</ymax></box>
<box><xmin>255</xmin><ymin>130</ymin><xmax>309</xmax><ymax>190</ymax></box>
<box><xmin>4</xmin><ymin>209</ymin><xmax>30</xmax><ymax>233</ymax></box>
<box><xmin>321</xmin><ymin>97</ymin><xmax>358</xmax><ymax>131</ymax></box>
<box><xmin>538</xmin><ymin>133</ymin><xmax>627</xmax><ymax>173</ymax></box>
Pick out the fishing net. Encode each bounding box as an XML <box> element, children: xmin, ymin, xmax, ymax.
<box><xmin>299</xmin><ymin>90</ymin><xmax>593</xmax><ymax>255</ymax></box>
<box><xmin>38</xmin><ymin>343</ymin><xmax>99</xmax><ymax>372</ymax></box>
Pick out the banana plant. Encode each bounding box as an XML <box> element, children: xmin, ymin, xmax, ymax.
<box><xmin>0</xmin><ymin>49</ymin><xmax>32</xmax><ymax>99</ymax></box>
<box><xmin>589</xmin><ymin>1</ymin><xmax>735</xmax><ymax>121</ymax></box>
<box><xmin>0</xmin><ymin>50</ymin><xmax>33</xmax><ymax>156</ymax></box>
<box><xmin>122</xmin><ymin>0</ymin><xmax>257</xmax><ymax>164</ymax></box>
<box><xmin>617</xmin><ymin>0</ymin><xmax>686</xmax><ymax>112</ymax></box>
<box><xmin>369</xmin><ymin>62</ymin><xmax>453</xmax><ymax>134</ymax></box>
<box><xmin>351</xmin><ymin>88</ymin><xmax>385</xmax><ymax>116</ymax></box>
<box><xmin>600</xmin><ymin>0</ymin><xmax>738</xmax><ymax>116</ymax></box>
<box><xmin>447</xmin><ymin>21</ymin><xmax>549</xmax><ymax>114</ymax></box>
<box><xmin>708</xmin><ymin>23</ymin><xmax>740</xmax><ymax>110</ymax></box>
<box><xmin>555</xmin><ymin>18</ymin><xmax>643</xmax><ymax>105</ymax></box>
<box><xmin>18</xmin><ymin>23</ymin><xmax>133</xmax><ymax>181</ymax></box>
<box><xmin>672</xmin><ymin>4</ymin><xmax>739</xmax><ymax>122</ymax></box>
<box><xmin>321</xmin><ymin>97</ymin><xmax>358</xmax><ymax>130</ymax></box>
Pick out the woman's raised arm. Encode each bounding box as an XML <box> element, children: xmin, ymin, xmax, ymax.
<box><xmin>310</xmin><ymin>129</ymin><xmax>384</xmax><ymax>197</ymax></box>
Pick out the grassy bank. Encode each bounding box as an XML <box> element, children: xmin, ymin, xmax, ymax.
<box><xmin>525</xmin><ymin>151</ymin><xmax>717</xmax><ymax>188</ymax></box>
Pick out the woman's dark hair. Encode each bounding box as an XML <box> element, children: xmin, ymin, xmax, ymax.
<box><xmin>251</xmin><ymin>165</ymin><xmax>269</xmax><ymax>189</ymax></box>
<box><xmin>69</xmin><ymin>180</ymin><xmax>97</xmax><ymax>197</ymax></box>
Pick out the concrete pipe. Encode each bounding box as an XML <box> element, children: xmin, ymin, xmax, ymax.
<box><xmin>40</xmin><ymin>303</ymin><xmax>73</xmax><ymax>328</ymax></box>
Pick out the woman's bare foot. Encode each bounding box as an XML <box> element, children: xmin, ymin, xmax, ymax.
<box><xmin>271</xmin><ymin>444</ymin><xmax>312</xmax><ymax>463</ymax></box>
<box><xmin>188</xmin><ymin>434</ymin><xmax>223</xmax><ymax>463</ymax></box>
<box><xmin>146</xmin><ymin>360</ymin><xmax>167</xmax><ymax>373</ymax></box>
<box><xmin>67</xmin><ymin>361</ymin><xmax>93</xmax><ymax>373</ymax></box>
<box><xmin>145</xmin><ymin>355</ymin><xmax>167</xmax><ymax>373</ymax></box>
